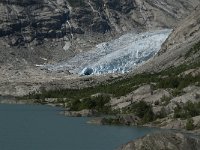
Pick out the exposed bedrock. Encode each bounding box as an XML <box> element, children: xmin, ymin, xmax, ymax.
<box><xmin>119</xmin><ymin>132</ymin><xmax>200</xmax><ymax>150</ymax></box>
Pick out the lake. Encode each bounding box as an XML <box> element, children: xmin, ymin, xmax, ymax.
<box><xmin>0</xmin><ymin>104</ymin><xmax>157</xmax><ymax>150</ymax></box>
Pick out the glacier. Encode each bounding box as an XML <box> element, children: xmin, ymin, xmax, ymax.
<box><xmin>44</xmin><ymin>29</ymin><xmax>172</xmax><ymax>75</ymax></box>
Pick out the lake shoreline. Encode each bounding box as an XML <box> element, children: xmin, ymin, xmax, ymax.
<box><xmin>0</xmin><ymin>103</ymin><xmax>158</xmax><ymax>150</ymax></box>
<box><xmin>1</xmin><ymin>99</ymin><xmax>200</xmax><ymax>137</ymax></box>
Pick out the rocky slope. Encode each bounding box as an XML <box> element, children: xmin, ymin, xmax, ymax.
<box><xmin>134</xmin><ymin>4</ymin><xmax>200</xmax><ymax>73</ymax></box>
<box><xmin>119</xmin><ymin>132</ymin><xmax>200</xmax><ymax>150</ymax></box>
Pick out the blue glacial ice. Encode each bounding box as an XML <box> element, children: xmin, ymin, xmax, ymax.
<box><xmin>45</xmin><ymin>29</ymin><xmax>172</xmax><ymax>75</ymax></box>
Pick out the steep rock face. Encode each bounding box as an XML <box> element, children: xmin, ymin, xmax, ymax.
<box><xmin>0</xmin><ymin>0</ymin><xmax>200</xmax><ymax>58</ymax></box>
<box><xmin>0</xmin><ymin>0</ymin><xmax>69</xmax><ymax>44</ymax></box>
<box><xmin>119</xmin><ymin>132</ymin><xmax>200</xmax><ymax>150</ymax></box>
<box><xmin>1</xmin><ymin>0</ymin><xmax>199</xmax><ymax>39</ymax></box>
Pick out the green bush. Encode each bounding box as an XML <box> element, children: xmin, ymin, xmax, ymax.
<box><xmin>172</xmin><ymin>89</ymin><xmax>183</xmax><ymax>97</ymax></box>
<box><xmin>67</xmin><ymin>95</ymin><xmax>111</xmax><ymax>114</ymax></box>
<box><xmin>128</xmin><ymin>101</ymin><xmax>155</xmax><ymax>124</ymax></box>
<box><xmin>174</xmin><ymin>101</ymin><xmax>200</xmax><ymax>119</ymax></box>
<box><xmin>156</xmin><ymin>107</ymin><xmax>167</xmax><ymax>119</ymax></box>
<box><xmin>186</xmin><ymin>118</ymin><xmax>195</xmax><ymax>130</ymax></box>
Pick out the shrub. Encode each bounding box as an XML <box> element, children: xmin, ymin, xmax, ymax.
<box><xmin>68</xmin><ymin>95</ymin><xmax>111</xmax><ymax>114</ymax></box>
<box><xmin>172</xmin><ymin>89</ymin><xmax>183</xmax><ymax>97</ymax></box>
<box><xmin>174</xmin><ymin>101</ymin><xmax>200</xmax><ymax>119</ymax></box>
<box><xmin>155</xmin><ymin>107</ymin><xmax>167</xmax><ymax>119</ymax></box>
<box><xmin>128</xmin><ymin>101</ymin><xmax>155</xmax><ymax>123</ymax></box>
<box><xmin>154</xmin><ymin>101</ymin><xmax>160</xmax><ymax>106</ymax></box>
<box><xmin>132</xmin><ymin>101</ymin><xmax>151</xmax><ymax>118</ymax></box>
<box><xmin>186</xmin><ymin>118</ymin><xmax>195</xmax><ymax>130</ymax></box>
<box><xmin>69</xmin><ymin>99</ymin><xmax>82</xmax><ymax>111</ymax></box>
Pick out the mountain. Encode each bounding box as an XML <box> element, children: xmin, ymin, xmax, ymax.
<box><xmin>0</xmin><ymin>1</ymin><xmax>199</xmax><ymax>96</ymax></box>
<box><xmin>0</xmin><ymin>0</ymin><xmax>200</xmax><ymax>96</ymax></box>
<box><xmin>0</xmin><ymin>0</ymin><xmax>199</xmax><ymax>67</ymax></box>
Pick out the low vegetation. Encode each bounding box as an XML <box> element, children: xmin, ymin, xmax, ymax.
<box><xmin>67</xmin><ymin>95</ymin><xmax>111</xmax><ymax>114</ymax></box>
<box><xmin>102</xmin><ymin>101</ymin><xmax>168</xmax><ymax>125</ymax></box>
<box><xmin>25</xmin><ymin>60</ymin><xmax>200</xmax><ymax>101</ymax></box>
<box><xmin>186</xmin><ymin>117</ymin><xmax>195</xmax><ymax>130</ymax></box>
<box><xmin>123</xmin><ymin>101</ymin><xmax>155</xmax><ymax>124</ymax></box>
<box><xmin>20</xmin><ymin>48</ymin><xmax>200</xmax><ymax>124</ymax></box>
<box><xmin>174</xmin><ymin>101</ymin><xmax>200</xmax><ymax>119</ymax></box>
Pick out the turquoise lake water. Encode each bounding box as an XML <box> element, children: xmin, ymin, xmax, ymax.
<box><xmin>0</xmin><ymin>104</ymin><xmax>157</xmax><ymax>150</ymax></box>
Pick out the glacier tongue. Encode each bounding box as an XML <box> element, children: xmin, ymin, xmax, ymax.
<box><xmin>45</xmin><ymin>29</ymin><xmax>172</xmax><ymax>75</ymax></box>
